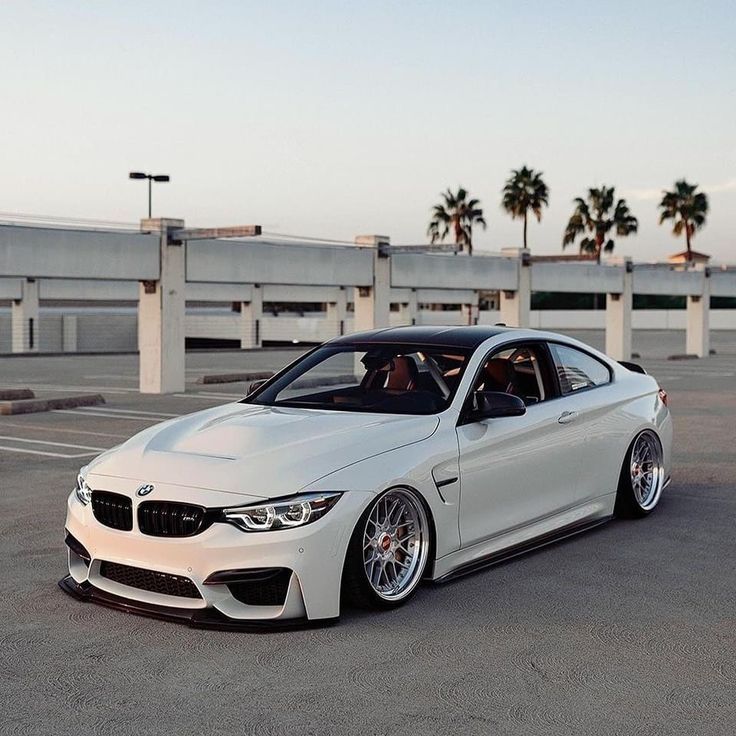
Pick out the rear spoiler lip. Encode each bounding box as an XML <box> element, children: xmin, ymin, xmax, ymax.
<box><xmin>618</xmin><ymin>360</ymin><xmax>647</xmax><ymax>375</ymax></box>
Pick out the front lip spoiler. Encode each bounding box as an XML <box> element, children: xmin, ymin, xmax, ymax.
<box><xmin>58</xmin><ymin>575</ymin><xmax>337</xmax><ymax>633</ymax></box>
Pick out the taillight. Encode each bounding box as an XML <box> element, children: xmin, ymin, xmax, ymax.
<box><xmin>658</xmin><ymin>388</ymin><xmax>668</xmax><ymax>406</ymax></box>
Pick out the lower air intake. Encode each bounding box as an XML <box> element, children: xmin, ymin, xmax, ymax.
<box><xmin>99</xmin><ymin>560</ymin><xmax>201</xmax><ymax>599</ymax></box>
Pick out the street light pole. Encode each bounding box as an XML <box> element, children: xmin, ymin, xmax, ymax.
<box><xmin>129</xmin><ymin>171</ymin><xmax>170</xmax><ymax>218</ymax></box>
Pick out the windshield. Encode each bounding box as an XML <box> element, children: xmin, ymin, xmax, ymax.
<box><xmin>245</xmin><ymin>343</ymin><xmax>471</xmax><ymax>415</ymax></box>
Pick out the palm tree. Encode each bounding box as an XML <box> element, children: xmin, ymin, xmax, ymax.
<box><xmin>658</xmin><ymin>180</ymin><xmax>708</xmax><ymax>263</ymax></box>
<box><xmin>501</xmin><ymin>166</ymin><xmax>549</xmax><ymax>250</ymax></box>
<box><xmin>427</xmin><ymin>187</ymin><xmax>486</xmax><ymax>255</ymax></box>
<box><xmin>563</xmin><ymin>186</ymin><xmax>638</xmax><ymax>262</ymax></box>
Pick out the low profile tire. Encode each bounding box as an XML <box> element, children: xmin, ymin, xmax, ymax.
<box><xmin>342</xmin><ymin>487</ymin><xmax>432</xmax><ymax>610</ymax></box>
<box><xmin>615</xmin><ymin>429</ymin><xmax>665</xmax><ymax>518</ymax></box>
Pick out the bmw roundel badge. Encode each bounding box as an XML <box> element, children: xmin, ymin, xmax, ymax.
<box><xmin>136</xmin><ymin>484</ymin><xmax>155</xmax><ymax>497</ymax></box>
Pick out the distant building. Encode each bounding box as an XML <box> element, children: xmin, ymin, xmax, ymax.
<box><xmin>667</xmin><ymin>249</ymin><xmax>711</xmax><ymax>265</ymax></box>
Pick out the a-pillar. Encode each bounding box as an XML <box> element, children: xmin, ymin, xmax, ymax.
<box><xmin>326</xmin><ymin>287</ymin><xmax>347</xmax><ymax>337</ymax></box>
<box><xmin>241</xmin><ymin>285</ymin><xmax>263</xmax><ymax>348</ymax></box>
<box><xmin>499</xmin><ymin>249</ymin><xmax>530</xmax><ymax>327</ymax></box>
<box><xmin>605</xmin><ymin>258</ymin><xmax>633</xmax><ymax>360</ymax></box>
<box><xmin>353</xmin><ymin>235</ymin><xmax>391</xmax><ymax>332</ymax></box>
<box><xmin>138</xmin><ymin>218</ymin><xmax>186</xmax><ymax>394</ymax></box>
<box><xmin>686</xmin><ymin>266</ymin><xmax>710</xmax><ymax>358</ymax></box>
<box><xmin>11</xmin><ymin>278</ymin><xmax>39</xmax><ymax>353</ymax></box>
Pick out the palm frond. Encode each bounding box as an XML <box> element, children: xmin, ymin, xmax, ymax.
<box><xmin>428</xmin><ymin>186</ymin><xmax>485</xmax><ymax>253</ymax></box>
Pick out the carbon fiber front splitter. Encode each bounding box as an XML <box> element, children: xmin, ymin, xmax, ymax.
<box><xmin>58</xmin><ymin>575</ymin><xmax>337</xmax><ymax>632</ymax></box>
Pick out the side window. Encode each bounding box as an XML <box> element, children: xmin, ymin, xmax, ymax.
<box><xmin>472</xmin><ymin>344</ymin><xmax>549</xmax><ymax>405</ymax></box>
<box><xmin>549</xmin><ymin>344</ymin><xmax>610</xmax><ymax>394</ymax></box>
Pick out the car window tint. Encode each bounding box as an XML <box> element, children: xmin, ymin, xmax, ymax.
<box><xmin>549</xmin><ymin>344</ymin><xmax>610</xmax><ymax>394</ymax></box>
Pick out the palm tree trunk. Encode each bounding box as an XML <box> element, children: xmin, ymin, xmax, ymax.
<box><xmin>594</xmin><ymin>234</ymin><xmax>603</xmax><ymax>304</ymax></box>
<box><xmin>453</xmin><ymin>218</ymin><xmax>464</xmax><ymax>253</ymax></box>
<box><xmin>685</xmin><ymin>220</ymin><xmax>692</xmax><ymax>262</ymax></box>
<box><xmin>523</xmin><ymin>211</ymin><xmax>528</xmax><ymax>250</ymax></box>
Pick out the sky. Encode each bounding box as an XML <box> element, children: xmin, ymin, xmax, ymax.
<box><xmin>1</xmin><ymin>0</ymin><xmax>734</xmax><ymax>261</ymax></box>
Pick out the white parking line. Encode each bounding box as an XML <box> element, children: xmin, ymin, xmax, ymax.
<box><xmin>0</xmin><ymin>435</ymin><xmax>107</xmax><ymax>451</ymax></box>
<box><xmin>0</xmin><ymin>421</ymin><xmax>129</xmax><ymax>439</ymax></box>
<box><xmin>80</xmin><ymin>407</ymin><xmax>180</xmax><ymax>418</ymax></box>
<box><xmin>53</xmin><ymin>410</ymin><xmax>161</xmax><ymax>422</ymax></box>
<box><xmin>0</xmin><ymin>445</ymin><xmax>99</xmax><ymax>459</ymax></box>
<box><xmin>0</xmin><ymin>435</ymin><xmax>107</xmax><ymax>459</ymax></box>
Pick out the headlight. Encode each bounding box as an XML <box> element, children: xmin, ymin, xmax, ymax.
<box><xmin>223</xmin><ymin>492</ymin><xmax>342</xmax><ymax>532</ymax></box>
<box><xmin>74</xmin><ymin>466</ymin><xmax>92</xmax><ymax>505</ymax></box>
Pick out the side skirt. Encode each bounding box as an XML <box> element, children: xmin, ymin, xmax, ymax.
<box><xmin>433</xmin><ymin>515</ymin><xmax>613</xmax><ymax>584</ymax></box>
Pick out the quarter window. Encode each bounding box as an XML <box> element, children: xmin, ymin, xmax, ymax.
<box><xmin>549</xmin><ymin>344</ymin><xmax>610</xmax><ymax>394</ymax></box>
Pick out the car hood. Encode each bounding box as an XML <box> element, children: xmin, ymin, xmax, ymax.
<box><xmin>86</xmin><ymin>402</ymin><xmax>439</xmax><ymax>498</ymax></box>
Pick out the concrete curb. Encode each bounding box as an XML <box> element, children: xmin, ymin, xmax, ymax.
<box><xmin>0</xmin><ymin>388</ymin><xmax>35</xmax><ymax>401</ymax></box>
<box><xmin>197</xmin><ymin>371</ymin><xmax>274</xmax><ymax>385</ymax></box>
<box><xmin>0</xmin><ymin>394</ymin><xmax>106</xmax><ymax>416</ymax></box>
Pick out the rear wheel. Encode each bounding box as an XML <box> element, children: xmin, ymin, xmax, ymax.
<box><xmin>342</xmin><ymin>487</ymin><xmax>431</xmax><ymax>610</ymax></box>
<box><xmin>615</xmin><ymin>430</ymin><xmax>665</xmax><ymax>517</ymax></box>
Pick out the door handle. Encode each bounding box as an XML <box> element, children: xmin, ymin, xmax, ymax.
<box><xmin>558</xmin><ymin>410</ymin><xmax>578</xmax><ymax>424</ymax></box>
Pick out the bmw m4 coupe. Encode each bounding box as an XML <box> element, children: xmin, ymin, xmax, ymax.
<box><xmin>60</xmin><ymin>326</ymin><xmax>672</xmax><ymax>629</ymax></box>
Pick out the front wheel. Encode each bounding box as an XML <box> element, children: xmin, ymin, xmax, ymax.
<box><xmin>615</xmin><ymin>430</ymin><xmax>665</xmax><ymax>517</ymax></box>
<box><xmin>342</xmin><ymin>487</ymin><xmax>431</xmax><ymax>610</ymax></box>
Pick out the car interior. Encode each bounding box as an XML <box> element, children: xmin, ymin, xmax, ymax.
<box><xmin>252</xmin><ymin>342</ymin><xmax>573</xmax><ymax>416</ymax></box>
<box><xmin>263</xmin><ymin>347</ymin><xmax>471</xmax><ymax>414</ymax></box>
<box><xmin>472</xmin><ymin>346</ymin><xmax>549</xmax><ymax>406</ymax></box>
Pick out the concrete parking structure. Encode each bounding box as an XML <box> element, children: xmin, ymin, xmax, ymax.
<box><xmin>2</xmin><ymin>220</ymin><xmax>735</xmax><ymax>393</ymax></box>
<box><xmin>1</xmin><ymin>335</ymin><xmax>734</xmax><ymax>735</ymax></box>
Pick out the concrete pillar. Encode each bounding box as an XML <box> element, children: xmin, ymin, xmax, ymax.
<box><xmin>686</xmin><ymin>267</ymin><xmax>710</xmax><ymax>357</ymax></box>
<box><xmin>138</xmin><ymin>218</ymin><xmax>186</xmax><ymax>394</ymax></box>
<box><xmin>326</xmin><ymin>287</ymin><xmax>347</xmax><ymax>337</ymax></box>
<box><xmin>396</xmin><ymin>289</ymin><xmax>418</xmax><ymax>326</ymax></box>
<box><xmin>240</xmin><ymin>285</ymin><xmax>263</xmax><ymax>348</ymax></box>
<box><xmin>605</xmin><ymin>259</ymin><xmax>633</xmax><ymax>360</ymax></box>
<box><xmin>499</xmin><ymin>249</ymin><xmax>530</xmax><ymax>328</ymax></box>
<box><xmin>353</xmin><ymin>235</ymin><xmax>391</xmax><ymax>332</ymax></box>
<box><xmin>11</xmin><ymin>278</ymin><xmax>39</xmax><ymax>353</ymax></box>
<box><xmin>62</xmin><ymin>314</ymin><xmax>78</xmax><ymax>353</ymax></box>
<box><xmin>461</xmin><ymin>300</ymin><xmax>479</xmax><ymax>326</ymax></box>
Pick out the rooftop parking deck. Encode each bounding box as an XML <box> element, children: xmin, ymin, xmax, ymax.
<box><xmin>1</xmin><ymin>332</ymin><xmax>735</xmax><ymax>735</ymax></box>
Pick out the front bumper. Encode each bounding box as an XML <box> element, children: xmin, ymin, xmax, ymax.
<box><xmin>58</xmin><ymin>575</ymin><xmax>336</xmax><ymax>631</ymax></box>
<box><xmin>62</xmin><ymin>479</ymin><xmax>373</xmax><ymax>626</ymax></box>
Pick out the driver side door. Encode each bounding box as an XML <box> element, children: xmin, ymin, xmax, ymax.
<box><xmin>456</xmin><ymin>342</ymin><xmax>583</xmax><ymax>548</ymax></box>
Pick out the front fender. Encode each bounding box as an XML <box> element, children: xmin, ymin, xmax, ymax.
<box><xmin>306</xmin><ymin>424</ymin><xmax>461</xmax><ymax>559</ymax></box>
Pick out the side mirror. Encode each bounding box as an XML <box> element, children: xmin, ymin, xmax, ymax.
<box><xmin>471</xmin><ymin>391</ymin><xmax>526</xmax><ymax>420</ymax></box>
<box><xmin>248</xmin><ymin>379</ymin><xmax>267</xmax><ymax>394</ymax></box>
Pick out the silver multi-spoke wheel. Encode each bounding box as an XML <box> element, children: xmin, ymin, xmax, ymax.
<box><xmin>362</xmin><ymin>488</ymin><xmax>430</xmax><ymax>602</ymax></box>
<box><xmin>630</xmin><ymin>430</ymin><xmax>664</xmax><ymax>511</ymax></box>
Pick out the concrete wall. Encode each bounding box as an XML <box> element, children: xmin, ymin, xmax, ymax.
<box><xmin>0</xmin><ymin>307</ymin><xmax>734</xmax><ymax>354</ymax></box>
<box><xmin>0</xmin><ymin>225</ymin><xmax>159</xmax><ymax>280</ymax></box>
<box><xmin>187</xmin><ymin>240</ymin><xmax>374</xmax><ymax>287</ymax></box>
<box><xmin>0</xmin><ymin>309</ymin><xmax>140</xmax><ymax>353</ymax></box>
<box><xmin>391</xmin><ymin>253</ymin><xmax>518</xmax><ymax>290</ymax></box>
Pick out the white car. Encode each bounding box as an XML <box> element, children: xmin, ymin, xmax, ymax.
<box><xmin>61</xmin><ymin>326</ymin><xmax>672</xmax><ymax>629</ymax></box>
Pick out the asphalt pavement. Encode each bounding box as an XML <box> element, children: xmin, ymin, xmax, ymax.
<box><xmin>1</xmin><ymin>331</ymin><xmax>734</xmax><ymax>736</ymax></box>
